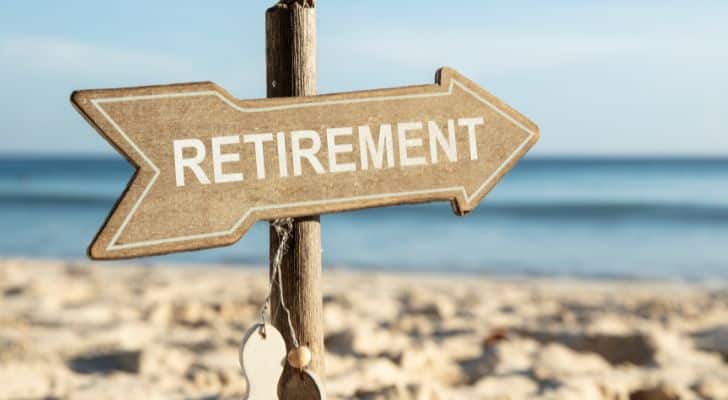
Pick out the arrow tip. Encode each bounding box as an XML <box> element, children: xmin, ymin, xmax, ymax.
<box><xmin>434</xmin><ymin>67</ymin><xmax>540</xmax><ymax>216</ymax></box>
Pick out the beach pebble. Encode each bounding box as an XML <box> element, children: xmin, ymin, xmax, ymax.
<box><xmin>514</xmin><ymin>327</ymin><xmax>657</xmax><ymax>366</ymax></box>
<box><xmin>472</xmin><ymin>374</ymin><xmax>538</xmax><ymax>399</ymax></box>
<box><xmin>146</xmin><ymin>302</ymin><xmax>174</xmax><ymax>328</ymax></box>
<box><xmin>692</xmin><ymin>376</ymin><xmax>728</xmax><ymax>399</ymax></box>
<box><xmin>629</xmin><ymin>384</ymin><xmax>681</xmax><ymax>400</ymax></box>
<box><xmin>0</xmin><ymin>361</ymin><xmax>73</xmax><ymax>399</ymax></box>
<box><xmin>185</xmin><ymin>363</ymin><xmax>228</xmax><ymax>392</ymax></box>
<box><xmin>174</xmin><ymin>301</ymin><xmax>214</xmax><ymax>327</ymax></box>
<box><xmin>398</xmin><ymin>343</ymin><xmax>465</xmax><ymax>385</ymax></box>
<box><xmin>532</xmin><ymin>343</ymin><xmax>610</xmax><ymax>380</ymax></box>
<box><xmin>402</xmin><ymin>292</ymin><xmax>456</xmax><ymax>320</ymax></box>
<box><xmin>140</xmin><ymin>346</ymin><xmax>194</xmax><ymax>375</ymax></box>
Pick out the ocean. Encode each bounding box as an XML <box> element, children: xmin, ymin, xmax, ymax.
<box><xmin>1</xmin><ymin>156</ymin><xmax>727</xmax><ymax>279</ymax></box>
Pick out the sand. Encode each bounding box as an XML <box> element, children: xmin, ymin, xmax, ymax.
<box><xmin>1</xmin><ymin>258</ymin><xmax>727</xmax><ymax>399</ymax></box>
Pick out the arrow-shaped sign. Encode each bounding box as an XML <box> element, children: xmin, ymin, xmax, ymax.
<box><xmin>72</xmin><ymin>67</ymin><xmax>539</xmax><ymax>259</ymax></box>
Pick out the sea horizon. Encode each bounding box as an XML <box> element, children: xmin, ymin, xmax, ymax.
<box><xmin>2</xmin><ymin>154</ymin><xmax>728</xmax><ymax>280</ymax></box>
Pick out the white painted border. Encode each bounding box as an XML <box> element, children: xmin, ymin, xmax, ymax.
<box><xmin>92</xmin><ymin>79</ymin><xmax>537</xmax><ymax>251</ymax></box>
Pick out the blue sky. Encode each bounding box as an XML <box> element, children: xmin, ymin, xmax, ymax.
<box><xmin>1</xmin><ymin>1</ymin><xmax>726</xmax><ymax>156</ymax></box>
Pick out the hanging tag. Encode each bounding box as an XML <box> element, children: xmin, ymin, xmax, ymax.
<box><xmin>280</xmin><ymin>368</ymin><xmax>326</xmax><ymax>400</ymax></box>
<box><xmin>239</xmin><ymin>323</ymin><xmax>286</xmax><ymax>400</ymax></box>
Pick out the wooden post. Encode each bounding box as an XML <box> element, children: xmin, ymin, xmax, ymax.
<box><xmin>266</xmin><ymin>0</ymin><xmax>325</xmax><ymax>397</ymax></box>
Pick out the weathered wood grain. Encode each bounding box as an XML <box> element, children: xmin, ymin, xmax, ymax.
<box><xmin>71</xmin><ymin>65</ymin><xmax>538</xmax><ymax>260</ymax></box>
<box><xmin>266</xmin><ymin>1</ymin><xmax>326</xmax><ymax>398</ymax></box>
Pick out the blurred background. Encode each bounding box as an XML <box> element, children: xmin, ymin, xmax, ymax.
<box><xmin>1</xmin><ymin>0</ymin><xmax>727</xmax><ymax>279</ymax></box>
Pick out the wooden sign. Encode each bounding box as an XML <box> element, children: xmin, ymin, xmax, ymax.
<box><xmin>72</xmin><ymin>67</ymin><xmax>539</xmax><ymax>259</ymax></box>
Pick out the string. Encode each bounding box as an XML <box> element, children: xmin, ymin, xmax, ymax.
<box><xmin>259</xmin><ymin>218</ymin><xmax>300</xmax><ymax>349</ymax></box>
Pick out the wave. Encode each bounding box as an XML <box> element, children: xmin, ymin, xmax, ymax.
<box><xmin>3</xmin><ymin>192</ymin><xmax>728</xmax><ymax>225</ymax></box>
<box><xmin>0</xmin><ymin>192</ymin><xmax>116</xmax><ymax>207</ymax></box>
<box><xmin>349</xmin><ymin>201</ymin><xmax>728</xmax><ymax>224</ymax></box>
<box><xmin>484</xmin><ymin>202</ymin><xmax>728</xmax><ymax>223</ymax></box>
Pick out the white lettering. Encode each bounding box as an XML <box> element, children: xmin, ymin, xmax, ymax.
<box><xmin>359</xmin><ymin>124</ymin><xmax>394</xmax><ymax>170</ymax></box>
<box><xmin>171</xmin><ymin>116</ymin><xmax>486</xmax><ymax>185</ymax></box>
<box><xmin>211</xmin><ymin>135</ymin><xmax>244</xmax><ymax>183</ymax></box>
<box><xmin>276</xmin><ymin>132</ymin><xmax>289</xmax><ymax>177</ymax></box>
<box><xmin>243</xmin><ymin>133</ymin><xmax>273</xmax><ymax>179</ymax></box>
<box><xmin>173</xmin><ymin>139</ymin><xmax>210</xmax><ymax>186</ymax></box>
<box><xmin>428</xmin><ymin>119</ymin><xmax>457</xmax><ymax>164</ymax></box>
<box><xmin>291</xmin><ymin>130</ymin><xmax>325</xmax><ymax>176</ymax></box>
<box><xmin>458</xmin><ymin>117</ymin><xmax>484</xmax><ymax>160</ymax></box>
<box><xmin>326</xmin><ymin>127</ymin><xmax>356</xmax><ymax>173</ymax></box>
<box><xmin>397</xmin><ymin>122</ymin><xmax>426</xmax><ymax>167</ymax></box>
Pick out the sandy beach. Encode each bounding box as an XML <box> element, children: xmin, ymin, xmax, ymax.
<box><xmin>1</xmin><ymin>259</ymin><xmax>727</xmax><ymax>399</ymax></box>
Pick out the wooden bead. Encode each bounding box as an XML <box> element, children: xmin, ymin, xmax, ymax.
<box><xmin>287</xmin><ymin>346</ymin><xmax>312</xmax><ymax>369</ymax></box>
